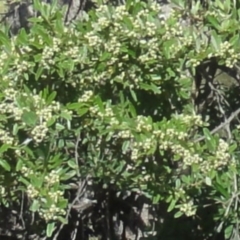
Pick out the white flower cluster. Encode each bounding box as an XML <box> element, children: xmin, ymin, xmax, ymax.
<box><xmin>0</xmin><ymin>186</ymin><xmax>6</xmax><ymax>197</ymax></box>
<box><xmin>136</xmin><ymin>116</ymin><xmax>152</xmax><ymax>132</ymax></box>
<box><xmin>30</xmin><ymin>97</ymin><xmax>60</xmax><ymax>143</ymax></box>
<box><xmin>65</xmin><ymin>46</ymin><xmax>79</xmax><ymax>60</ymax></box>
<box><xmin>0</xmin><ymin>129</ymin><xmax>14</xmax><ymax>145</ymax></box>
<box><xmin>20</xmin><ymin>166</ymin><xmax>34</xmax><ymax>177</ymax></box>
<box><xmin>39</xmin><ymin>204</ymin><xmax>66</xmax><ymax>221</ymax></box>
<box><xmin>0</xmin><ymin>50</ymin><xmax>8</xmax><ymax>68</ymax></box>
<box><xmin>109</xmin><ymin>117</ymin><xmax>120</xmax><ymax>126</ymax></box>
<box><xmin>138</xmin><ymin>136</ymin><xmax>156</xmax><ymax>151</ymax></box>
<box><xmin>15</xmin><ymin>60</ymin><xmax>31</xmax><ymax>75</ymax></box>
<box><xmin>41</xmin><ymin>46</ymin><xmax>55</xmax><ymax>69</ymax></box>
<box><xmin>4</xmin><ymin>88</ymin><xmax>17</xmax><ymax>100</ymax></box>
<box><xmin>96</xmin><ymin>4</ymin><xmax>108</xmax><ymax>14</ymax></box>
<box><xmin>118</xmin><ymin>129</ymin><xmax>132</xmax><ymax>139</ymax></box>
<box><xmin>90</xmin><ymin>105</ymin><xmax>114</xmax><ymax>118</ymax></box>
<box><xmin>0</xmin><ymin>102</ymin><xmax>23</xmax><ymax>121</ymax></box>
<box><xmin>131</xmin><ymin>148</ymin><xmax>139</xmax><ymax>161</ymax></box>
<box><xmin>207</xmin><ymin>41</ymin><xmax>239</xmax><ymax>68</ymax></box>
<box><xmin>27</xmin><ymin>185</ymin><xmax>39</xmax><ymax>198</ymax></box>
<box><xmin>40</xmin><ymin>37</ymin><xmax>61</xmax><ymax>69</ymax></box>
<box><xmin>98</xmin><ymin>16</ymin><xmax>111</xmax><ymax>28</ymax></box>
<box><xmin>165</xmin><ymin>128</ymin><xmax>188</xmax><ymax>141</ymax></box>
<box><xmin>52</xmin><ymin>37</ymin><xmax>61</xmax><ymax>52</ymax></box>
<box><xmin>214</xmin><ymin>139</ymin><xmax>231</xmax><ymax>169</ymax></box>
<box><xmin>31</xmin><ymin>123</ymin><xmax>48</xmax><ymax>143</ymax></box>
<box><xmin>85</xmin><ymin>32</ymin><xmax>102</xmax><ymax>47</ymax></box>
<box><xmin>163</xmin><ymin>21</ymin><xmax>183</xmax><ymax>40</ymax></box>
<box><xmin>201</xmin><ymin>139</ymin><xmax>231</xmax><ymax>173</ymax></box>
<box><xmin>174</xmin><ymin>113</ymin><xmax>204</xmax><ymax>126</ymax></box>
<box><xmin>219</xmin><ymin>41</ymin><xmax>232</xmax><ymax>56</ymax></box>
<box><xmin>180</xmin><ymin>200</ymin><xmax>196</xmax><ymax>217</ymax></box>
<box><xmin>138</xmin><ymin>38</ymin><xmax>160</xmax><ymax>63</ymax></box>
<box><xmin>48</xmin><ymin>190</ymin><xmax>64</xmax><ymax>202</ymax></box>
<box><xmin>149</xmin><ymin>1</ymin><xmax>162</xmax><ymax>12</ymax></box>
<box><xmin>159</xmin><ymin>140</ymin><xmax>171</xmax><ymax>150</ymax></box>
<box><xmin>0</xmin><ymin>89</ymin><xmax>61</xmax><ymax>135</ymax></box>
<box><xmin>78</xmin><ymin>90</ymin><xmax>94</xmax><ymax>103</ymax></box>
<box><xmin>171</xmin><ymin>144</ymin><xmax>203</xmax><ymax>167</ymax></box>
<box><xmin>146</xmin><ymin>21</ymin><xmax>157</xmax><ymax>36</ymax></box>
<box><xmin>205</xmin><ymin>10</ymin><xmax>218</xmax><ymax>18</ymax></box>
<box><xmin>45</xmin><ymin>170</ymin><xmax>60</xmax><ymax>185</ymax></box>
<box><xmin>175</xmin><ymin>187</ymin><xmax>186</xmax><ymax>199</ymax></box>
<box><xmin>105</xmin><ymin>36</ymin><xmax>121</xmax><ymax>56</ymax></box>
<box><xmin>21</xmin><ymin>45</ymin><xmax>32</xmax><ymax>53</ymax></box>
<box><xmin>114</xmin><ymin>5</ymin><xmax>128</xmax><ymax>20</ymax></box>
<box><xmin>91</xmin><ymin>71</ymin><xmax>107</xmax><ymax>84</ymax></box>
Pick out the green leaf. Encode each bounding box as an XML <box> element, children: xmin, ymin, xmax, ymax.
<box><xmin>0</xmin><ymin>144</ymin><xmax>10</xmax><ymax>154</ymax></box>
<box><xmin>61</xmin><ymin>170</ymin><xmax>76</xmax><ymax>180</ymax></box>
<box><xmin>166</xmin><ymin>194</ymin><xmax>173</xmax><ymax>203</ymax></box>
<box><xmin>174</xmin><ymin>211</ymin><xmax>184</xmax><ymax>218</ymax></box>
<box><xmin>229</xmin><ymin>143</ymin><xmax>237</xmax><ymax>153</ymax></box>
<box><xmin>30</xmin><ymin>199</ymin><xmax>40</xmax><ymax>212</ymax></box>
<box><xmin>60</xmin><ymin>111</ymin><xmax>72</xmax><ymax>121</ymax></box>
<box><xmin>100</xmin><ymin>52</ymin><xmax>111</xmax><ymax>61</ymax></box>
<box><xmin>206</xmin><ymin>16</ymin><xmax>220</xmax><ymax>30</ymax></box>
<box><xmin>229</xmin><ymin>34</ymin><xmax>239</xmax><ymax>46</ymax></box>
<box><xmin>211</xmin><ymin>30</ymin><xmax>221</xmax><ymax>51</ymax></box>
<box><xmin>167</xmin><ymin>199</ymin><xmax>177</xmax><ymax>212</ymax></box>
<box><xmin>205</xmin><ymin>176</ymin><xmax>212</xmax><ymax>186</ymax></box>
<box><xmin>67</xmin><ymin>103</ymin><xmax>81</xmax><ymax>110</ymax></box>
<box><xmin>122</xmin><ymin>15</ymin><xmax>133</xmax><ymax>29</ymax></box>
<box><xmin>58</xmin><ymin>139</ymin><xmax>65</xmax><ymax>148</ymax></box>
<box><xmin>13</xmin><ymin>123</ymin><xmax>19</xmax><ymax>135</ymax></box>
<box><xmin>56</xmin><ymin>123</ymin><xmax>65</xmax><ymax>131</ymax></box>
<box><xmin>0</xmin><ymin>31</ymin><xmax>11</xmax><ymax>52</ymax></box>
<box><xmin>17</xmin><ymin>29</ymin><xmax>28</xmax><ymax>45</ymax></box>
<box><xmin>57</xmin><ymin>216</ymin><xmax>68</xmax><ymax>224</ymax></box>
<box><xmin>35</xmin><ymin>66</ymin><xmax>44</xmax><ymax>80</ymax></box>
<box><xmin>122</xmin><ymin>140</ymin><xmax>130</xmax><ymax>153</ymax></box>
<box><xmin>47</xmin><ymin>118</ymin><xmax>56</xmax><ymax>127</ymax></box>
<box><xmin>94</xmin><ymin>95</ymin><xmax>104</xmax><ymax>112</ymax></box>
<box><xmin>19</xmin><ymin>176</ymin><xmax>30</xmax><ymax>186</ymax></box>
<box><xmin>214</xmin><ymin>182</ymin><xmax>229</xmax><ymax>198</ymax></box>
<box><xmin>153</xmin><ymin>194</ymin><xmax>161</xmax><ymax>204</ymax></box>
<box><xmin>0</xmin><ymin>159</ymin><xmax>11</xmax><ymax>171</ymax></box>
<box><xmin>33</xmin><ymin>0</ymin><xmax>42</xmax><ymax>11</ymax></box>
<box><xmin>224</xmin><ymin>224</ymin><xmax>233</xmax><ymax>239</ymax></box>
<box><xmin>22</xmin><ymin>111</ymin><xmax>38</xmax><ymax>126</ymax></box>
<box><xmin>16</xmin><ymin>159</ymin><xmax>23</xmax><ymax>171</ymax></box>
<box><xmin>58</xmin><ymin>198</ymin><xmax>68</xmax><ymax>208</ymax></box>
<box><xmin>203</xmin><ymin>128</ymin><xmax>212</xmax><ymax>141</ymax></box>
<box><xmin>47</xmin><ymin>222</ymin><xmax>55</xmax><ymax>237</ymax></box>
<box><xmin>47</xmin><ymin>91</ymin><xmax>57</xmax><ymax>104</ymax></box>
<box><xmin>77</xmin><ymin>108</ymin><xmax>89</xmax><ymax>117</ymax></box>
<box><xmin>67</xmin><ymin>159</ymin><xmax>78</xmax><ymax>169</ymax></box>
<box><xmin>128</xmin><ymin>102</ymin><xmax>136</xmax><ymax>117</ymax></box>
<box><xmin>31</xmin><ymin>175</ymin><xmax>43</xmax><ymax>188</ymax></box>
<box><xmin>175</xmin><ymin>179</ymin><xmax>181</xmax><ymax>188</ymax></box>
<box><xmin>140</xmin><ymin>83</ymin><xmax>161</xmax><ymax>94</ymax></box>
<box><xmin>130</xmin><ymin>89</ymin><xmax>137</xmax><ymax>102</ymax></box>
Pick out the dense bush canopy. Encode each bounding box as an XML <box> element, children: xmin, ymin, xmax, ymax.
<box><xmin>0</xmin><ymin>0</ymin><xmax>240</xmax><ymax>239</ymax></box>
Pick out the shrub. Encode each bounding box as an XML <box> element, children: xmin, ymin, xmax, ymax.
<box><xmin>0</xmin><ymin>0</ymin><xmax>240</xmax><ymax>239</ymax></box>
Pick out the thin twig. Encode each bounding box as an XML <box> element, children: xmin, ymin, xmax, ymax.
<box><xmin>75</xmin><ymin>133</ymin><xmax>81</xmax><ymax>178</ymax></box>
<box><xmin>52</xmin><ymin>179</ymin><xmax>87</xmax><ymax>240</ymax></box>
<box><xmin>194</xmin><ymin>108</ymin><xmax>240</xmax><ymax>142</ymax></box>
<box><xmin>19</xmin><ymin>191</ymin><xmax>26</xmax><ymax>230</ymax></box>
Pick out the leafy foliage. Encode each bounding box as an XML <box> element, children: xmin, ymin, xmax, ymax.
<box><xmin>0</xmin><ymin>0</ymin><xmax>240</xmax><ymax>239</ymax></box>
